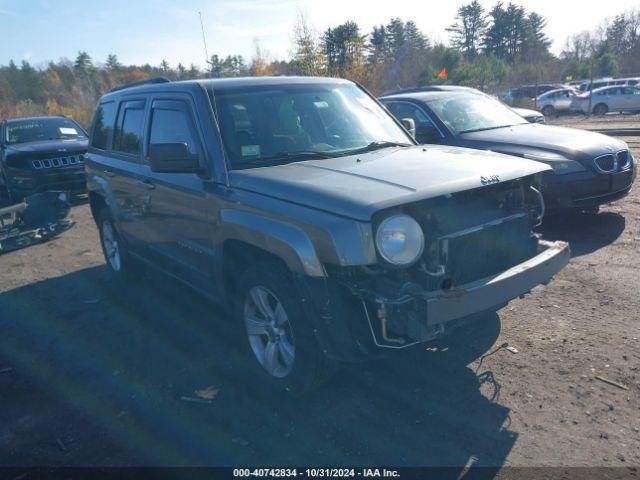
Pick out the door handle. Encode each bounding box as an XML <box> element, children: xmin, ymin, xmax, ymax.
<box><xmin>103</xmin><ymin>169</ymin><xmax>116</xmax><ymax>177</ymax></box>
<box><xmin>137</xmin><ymin>179</ymin><xmax>155</xmax><ymax>190</ymax></box>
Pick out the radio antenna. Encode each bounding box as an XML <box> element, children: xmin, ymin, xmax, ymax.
<box><xmin>198</xmin><ymin>11</ymin><xmax>210</xmax><ymax>73</ymax></box>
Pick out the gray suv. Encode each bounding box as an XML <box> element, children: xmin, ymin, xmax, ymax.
<box><xmin>86</xmin><ymin>76</ymin><xmax>569</xmax><ymax>390</ymax></box>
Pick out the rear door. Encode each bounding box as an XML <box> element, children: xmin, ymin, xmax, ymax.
<box><xmin>87</xmin><ymin>98</ymin><xmax>150</xmax><ymax>250</ymax></box>
<box><xmin>139</xmin><ymin>95</ymin><xmax>214</xmax><ymax>287</ymax></box>
<box><xmin>621</xmin><ymin>87</ymin><xmax>640</xmax><ymax>111</ymax></box>
<box><xmin>109</xmin><ymin>97</ymin><xmax>150</xmax><ymax>249</ymax></box>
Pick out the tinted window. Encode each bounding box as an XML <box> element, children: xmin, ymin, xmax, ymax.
<box><xmin>149</xmin><ymin>105</ymin><xmax>199</xmax><ymax>156</ymax></box>
<box><xmin>426</xmin><ymin>94</ymin><xmax>527</xmax><ymax>135</ymax></box>
<box><xmin>91</xmin><ymin>102</ymin><xmax>116</xmax><ymax>150</ymax></box>
<box><xmin>386</xmin><ymin>103</ymin><xmax>434</xmax><ymax>127</ymax></box>
<box><xmin>114</xmin><ymin>101</ymin><xmax>146</xmax><ymax>155</ymax></box>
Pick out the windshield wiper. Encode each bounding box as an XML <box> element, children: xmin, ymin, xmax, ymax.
<box><xmin>237</xmin><ymin>151</ymin><xmax>338</xmax><ymax>168</ymax></box>
<box><xmin>459</xmin><ymin>125</ymin><xmax>514</xmax><ymax>134</ymax></box>
<box><xmin>341</xmin><ymin>141</ymin><xmax>412</xmax><ymax>156</ymax></box>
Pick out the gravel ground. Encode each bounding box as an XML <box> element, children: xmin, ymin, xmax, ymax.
<box><xmin>0</xmin><ymin>118</ymin><xmax>638</xmax><ymax>471</ymax></box>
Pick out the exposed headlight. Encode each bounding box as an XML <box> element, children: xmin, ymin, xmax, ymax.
<box><xmin>523</xmin><ymin>152</ymin><xmax>585</xmax><ymax>174</ymax></box>
<box><xmin>621</xmin><ymin>150</ymin><xmax>633</xmax><ymax>169</ymax></box>
<box><xmin>375</xmin><ymin>214</ymin><xmax>424</xmax><ymax>266</ymax></box>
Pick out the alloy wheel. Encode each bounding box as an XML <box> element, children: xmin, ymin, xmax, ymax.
<box><xmin>101</xmin><ymin>220</ymin><xmax>121</xmax><ymax>272</ymax></box>
<box><xmin>243</xmin><ymin>286</ymin><xmax>296</xmax><ymax>378</ymax></box>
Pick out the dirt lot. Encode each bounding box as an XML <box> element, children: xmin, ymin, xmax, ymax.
<box><xmin>0</xmin><ymin>116</ymin><xmax>639</xmax><ymax>471</ymax></box>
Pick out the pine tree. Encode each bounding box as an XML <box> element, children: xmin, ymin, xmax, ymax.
<box><xmin>447</xmin><ymin>0</ymin><xmax>487</xmax><ymax>57</ymax></box>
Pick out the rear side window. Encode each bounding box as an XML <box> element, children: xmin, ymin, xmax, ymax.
<box><xmin>148</xmin><ymin>102</ymin><xmax>200</xmax><ymax>157</ymax></box>
<box><xmin>91</xmin><ymin>102</ymin><xmax>116</xmax><ymax>150</ymax></box>
<box><xmin>113</xmin><ymin>100</ymin><xmax>146</xmax><ymax>156</ymax></box>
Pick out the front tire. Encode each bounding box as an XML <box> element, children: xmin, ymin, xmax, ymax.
<box><xmin>593</xmin><ymin>103</ymin><xmax>608</xmax><ymax>116</ymax></box>
<box><xmin>235</xmin><ymin>261</ymin><xmax>335</xmax><ymax>392</ymax></box>
<box><xmin>541</xmin><ymin>105</ymin><xmax>555</xmax><ymax>117</ymax></box>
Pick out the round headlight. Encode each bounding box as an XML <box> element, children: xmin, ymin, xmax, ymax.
<box><xmin>375</xmin><ymin>214</ymin><xmax>424</xmax><ymax>266</ymax></box>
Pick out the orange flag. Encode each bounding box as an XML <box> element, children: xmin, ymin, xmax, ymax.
<box><xmin>437</xmin><ymin>68</ymin><xmax>447</xmax><ymax>79</ymax></box>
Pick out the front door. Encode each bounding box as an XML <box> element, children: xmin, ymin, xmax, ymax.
<box><xmin>139</xmin><ymin>96</ymin><xmax>214</xmax><ymax>288</ymax></box>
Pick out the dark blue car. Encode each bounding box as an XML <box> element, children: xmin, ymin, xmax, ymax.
<box><xmin>380</xmin><ymin>90</ymin><xmax>636</xmax><ymax>213</ymax></box>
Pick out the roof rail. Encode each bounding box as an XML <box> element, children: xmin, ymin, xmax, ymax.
<box><xmin>110</xmin><ymin>76</ymin><xmax>171</xmax><ymax>93</ymax></box>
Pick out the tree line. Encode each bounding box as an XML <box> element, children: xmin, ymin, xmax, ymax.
<box><xmin>0</xmin><ymin>2</ymin><xmax>639</xmax><ymax>127</ymax></box>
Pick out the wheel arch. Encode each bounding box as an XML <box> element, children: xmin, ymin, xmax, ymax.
<box><xmin>593</xmin><ymin>102</ymin><xmax>608</xmax><ymax>114</ymax></box>
<box><xmin>219</xmin><ymin>209</ymin><xmax>326</xmax><ymax>279</ymax></box>
<box><xmin>88</xmin><ymin>191</ymin><xmax>107</xmax><ymax>223</ymax></box>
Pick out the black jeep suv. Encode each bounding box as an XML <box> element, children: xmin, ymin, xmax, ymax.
<box><xmin>0</xmin><ymin>116</ymin><xmax>89</xmax><ymax>204</ymax></box>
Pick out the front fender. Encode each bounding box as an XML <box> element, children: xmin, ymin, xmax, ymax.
<box><xmin>220</xmin><ymin>209</ymin><xmax>326</xmax><ymax>278</ymax></box>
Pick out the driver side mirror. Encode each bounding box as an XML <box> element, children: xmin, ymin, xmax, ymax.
<box><xmin>415</xmin><ymin>124</ymin><xmax>441</xmax><ymax>145</ymax></box>
<box><xmin>400</xmin><ymin>118</ymin><xmax>416</xmax><ymax>138</ymax></box>
<box><xmin>149</xmin><ymin>142</ymin><xmax>202</xmax><ymax>174</ymax></box>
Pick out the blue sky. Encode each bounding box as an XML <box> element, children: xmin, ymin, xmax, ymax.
<box><xmin>0</xmin><ymin>0</ymin><xmax>638</xmax><ymax>69</ymax></box>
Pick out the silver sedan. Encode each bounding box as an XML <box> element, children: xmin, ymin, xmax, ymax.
<box><xmin>572</xmin><ymin>86</ymin><xmax>640</xmax><ymax>115</ymax></box>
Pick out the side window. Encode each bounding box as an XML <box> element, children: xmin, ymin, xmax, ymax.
<box><xmin>113</xmin><ymin>100</ymin><xmax>146</xmax><ymax>156</ymax></box>
<box><xmin>91</xmin><ymin>102</ymin><xmax>116</xmax><ymax>150</ymax></box>
<box><xmin>387</xmin><ymin>103</ymin><xmax>434</xmax><ymax>127</ymax></box>
<box><xmin>148</xmin><ymin>101</ymin><xmax>200</xmax><ymax>157</ymax></box>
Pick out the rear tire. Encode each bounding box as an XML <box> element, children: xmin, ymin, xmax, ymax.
<box><xmin>593</xmin><ymin>103</ymin><xmax>608</xmax><ymax>116</ymax></box>
<box><xmin>541</xmin><ymin>105</ymin><xmax>555</xmax><ymax>117</ymax></box>
<box><xmin>97</xmin><ymin>207</ymin><xmax>135</xmax><ymax>278</ymax></box>
<box><xmin>234</xmin><ymin>261</ymin><xmax>336</xmax><ymax>393</ymax></box>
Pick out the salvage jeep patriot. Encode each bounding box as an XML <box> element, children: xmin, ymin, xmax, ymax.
<box><xmin>86</xmin><ymin>76</ymin><xmax>570</xmax><ymax>389</ymax></box>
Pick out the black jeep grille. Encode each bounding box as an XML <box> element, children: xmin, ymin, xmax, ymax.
<box><xmin>32</xmin><ymin>155</ymin><xmax>84</xmax><ymax>170</ymax></box>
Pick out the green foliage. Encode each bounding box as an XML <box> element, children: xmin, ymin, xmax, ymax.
<box><xmin>208</xmin><ymin>54</ymin><xmax>248</xmax><ymax>77</ymax></box>
<box><xmin>447</xmin><ymin>0</ymin><xmax>487</xmax><ymax>58</ymax></box>
<box><xmin>0</xmin><ymin>4</ymin><xmax>638</xmax><ymax>124</ymax></box>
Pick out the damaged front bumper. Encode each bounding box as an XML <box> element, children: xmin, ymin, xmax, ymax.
<box><xmin>356</xmin><ymin>239</ymin><xmax>570</xmax><ymax>349</ymax></box>
<box><xmin>0</xmin><ymin>192</ymin><xmax>74</xmax><ymax>254</ymax></box>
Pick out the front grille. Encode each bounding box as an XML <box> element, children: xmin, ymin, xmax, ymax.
<box><xmin>32</xmin><ymin>155</ymin><xmax>84</xmax><ymax>170</ymax></box>
<box><xmin>594</xmin><ymin>150</ymin><xmax>629</xmax><ymax>173</ymax></box>
<box><xmin>618</xmin><ymin>150</ymin><xmax>631</xmax><ymax>169</ymax></box>
<box><xmin>435</xmin><ymin>214</ymin><xmax>534</xmax><ymax>286</ymax></box>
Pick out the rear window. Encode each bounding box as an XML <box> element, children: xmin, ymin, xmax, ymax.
<box><xmin>113</xmin><ymin>100</ymin><xmax>146</xmax><ymax>156</ymax></box>
<box><xmin>90</xmin><ymin>102</ymin><xmax>117</xmax><ymax>150</ymax></box>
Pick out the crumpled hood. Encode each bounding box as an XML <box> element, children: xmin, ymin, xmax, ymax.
<box><xmin>459</xmin><ymin>123</ymin><xmax>627</xmax><ymax>162</ymax></box>
<box><xmin>229</xmin><ymin>145</ymin><xmax>550</xmax><ymax>220</ymax></box>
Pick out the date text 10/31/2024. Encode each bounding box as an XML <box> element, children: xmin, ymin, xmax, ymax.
<box><xmin>233</xmin><ymin>469</ymin><xmax>401</xmax><ymax>478</ymax></box>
